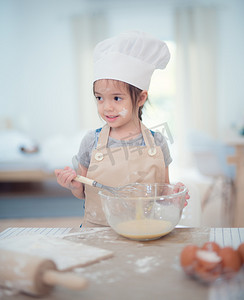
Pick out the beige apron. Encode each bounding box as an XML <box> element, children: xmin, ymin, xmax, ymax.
<box><xmin>82</xmin><ymin>122</ymin><xmax>165</xmax><ymax>227</ymax></box>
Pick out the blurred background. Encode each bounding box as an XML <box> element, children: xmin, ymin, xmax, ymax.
<box><xmin>0</xmin><ymin>0</ymin><xmax>244</xmax><ymax>228</ymax></box>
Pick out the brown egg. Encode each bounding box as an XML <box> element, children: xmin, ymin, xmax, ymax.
<box><xmin>195</xmin><ymin>264</ymin><xmax>221</xmax><ymax>283</ymax></box>
<box><xmin>237</xmin><ymin>243</ymin><xmax>244</xmax><ymax>265</ymax></box>
<box><xmin>202</xmin><ymin>241</ymin><xmax>221</xmax><ymax>254</ymax></box>
<box><xmin>180</xmin><ymin>245</ymin><xmax>199</xmax><ymax>275</ymax></box>
<box><xmin>219</xmin><ymin>247</ymin><xmax>242</xmax><ymax>278</ymax></box>
<box><xmin>196</xmin><ymin>249</ymin><xmax>222</xmax><ymax>270</ymax></box>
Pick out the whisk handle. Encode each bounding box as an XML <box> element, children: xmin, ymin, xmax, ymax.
<box><xmin>74</xmin><ymin>175</ymin><xmax>95</xmax><ymax>187</ymax></box>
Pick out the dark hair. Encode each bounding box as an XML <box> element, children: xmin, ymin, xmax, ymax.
<box><xmin>93</xmin><ymin>80</ymin><xmax>148</xmax><ymax>121</ymax></box>
<box><xmin>127</xmin><ymin>83</ymin><xmax>147</xmax><ymax>121</ymax></box>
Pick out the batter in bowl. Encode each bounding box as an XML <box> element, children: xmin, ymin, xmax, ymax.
<box><xmin>115</xmin><ymin>219</ymin><xmax>173</xmax><ymax>240</ymax></box>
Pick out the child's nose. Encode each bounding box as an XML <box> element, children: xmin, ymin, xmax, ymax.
<box><xmin>104</xmin><ymin>100</ymin><xmax>114</xmax><ymax>111</ymax></box>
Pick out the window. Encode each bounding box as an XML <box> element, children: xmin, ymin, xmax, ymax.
<box><xmin>142</xmin><ymin>41</ymin><xmax>176</xmax><ymax>142</ymax></box>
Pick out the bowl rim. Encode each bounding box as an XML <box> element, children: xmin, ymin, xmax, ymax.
<box><xmin>98</xmin><ymin>182</ymin><xmax>187</xmax><ymax>200</ymax></box>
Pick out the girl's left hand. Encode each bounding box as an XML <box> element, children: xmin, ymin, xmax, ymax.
<box><xmin>174</xmin><ymin>182</ymin><xmax>190</xmax><ymax>207</ymax></box>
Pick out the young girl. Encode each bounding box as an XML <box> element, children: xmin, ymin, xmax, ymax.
<box><xmin>55</xmin><ymin>31</ymin><xmax>189</xmax><ymax>227</ymax></box>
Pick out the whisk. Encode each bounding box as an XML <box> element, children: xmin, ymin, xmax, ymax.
<box><xmin>72</xmin><ymin>155</ymin><xmax>139</xmax><ymax>195</ymax></box>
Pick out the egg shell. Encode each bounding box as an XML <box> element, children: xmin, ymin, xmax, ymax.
<box><xmin>202</xmin><ymin>241</ymin><xmax>221</xmax><ymax>254</ymax></box>
<box><xmin>180</xmin><ymin>245</ymin><xmax>199</xmax><ymax>275</ymax></box>
<box><xmin>196</xmin><ymin>249</ymin><xmax>222</xmax><ymax>271</ymax></box>
<box><xmin>237</xmin><ymin>243</ymin><xmax>244</xmax><ymax>265</ymax></box>
<box><xmin>219</xmin><ymin>247</ymin><xmax>242</xmax><ymax>278</ymax></box>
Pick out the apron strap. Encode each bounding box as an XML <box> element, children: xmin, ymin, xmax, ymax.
<box><xmin>140</xmin><ymin>122</ymin><xmax>156</xmax><ymax>148</ymax></box>
<box><xmin>96</xmin><ymin>122</ymin><xmax>156</xmax><ymax>148</ymax></box>
<box><xmin>96</xmin><ymin>124</ymin><xmax>110</xmax><ymax>149</ymax></box>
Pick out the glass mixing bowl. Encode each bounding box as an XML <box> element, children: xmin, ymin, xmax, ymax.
<box><xmin>99</xmin><ymin>183</ymin><xmax>187</xmax><ymax>241</ymax></box>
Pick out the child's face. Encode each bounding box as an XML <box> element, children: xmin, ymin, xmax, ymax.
<box><xmin>94</xmin><ymin>79</ymin><xmax>139</xmax><ymax>130</ymax></box>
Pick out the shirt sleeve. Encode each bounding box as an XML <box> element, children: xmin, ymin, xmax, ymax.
<box><xmin>153</xmin><ymin>131</ymin><xmax>172</xmax><ymax>167</ymax></box>
<box><xmin>77</xmin><ymin>130</ymin><xmax>96</xmax><ymax>169</ymax></box>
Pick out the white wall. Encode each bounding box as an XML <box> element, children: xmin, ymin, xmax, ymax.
<box><xmin>217</xmin><ymin>0</ymin><xmax>244</xmax><ymax>137</ymax></box>
<box><xmin>0</xmin><ymin>0</ymin><xmax>243</xmax><ymax>143</ymax></box>
<box><xmin>0</xmin><ymin>0</ymin><xmax>87</xmax><ymax>141</ymax></box>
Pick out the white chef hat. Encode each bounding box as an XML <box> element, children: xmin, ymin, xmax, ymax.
<box><xmin>93</xmin><ymin>31</ymin><xmax>170</xmax><ymax>90</ymax></box>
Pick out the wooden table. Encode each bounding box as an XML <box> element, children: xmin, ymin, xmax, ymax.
<box><xmin>0</xmin><ymin>226</ymin><xmax>243</xmax><ymax>300</ymax></box>
<box><xmin>226</xmin><ymin>135</ymin><xmax>244</xmax><ymax>227</ymax></box>
<box><xmin>0</xmin><ymin>169</ymin><xmax>55</xmax><ymax>182</ymax></box>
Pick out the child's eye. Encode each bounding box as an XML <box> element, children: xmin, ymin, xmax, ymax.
<box><xmin>114</xmin><ymin>96</ymin><xmax>122</xmax><ymax>101</ymax></box>
<box><xmin>95</xmin><ymin>96</ymin><xmax>103</xmax><ymax>101</ymax></box>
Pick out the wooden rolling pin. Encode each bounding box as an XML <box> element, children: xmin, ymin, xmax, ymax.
<box><xmin>0</xmin><ymin>249</ymin><xmax>88</xmax><ymax>297</ymax></box>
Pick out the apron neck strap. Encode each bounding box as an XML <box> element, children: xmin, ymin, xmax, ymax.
<box><xmin>140</xmin><ymin>122</ymin><xmax>156</xmax><ymax>148</ymax></box>
<box><xmin>96</xmin><ymin>124</ymin><xmax>110</xmax><ymax>148</ymax></box>
<box><xmin>97</xmin><ymin>122</ymin><xmax>156</xmax><ymax>147</ymax></box>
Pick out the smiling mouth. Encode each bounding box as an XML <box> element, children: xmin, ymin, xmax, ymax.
<box><xmin>106</xmin><ymin>115</ymin><xmax>119</xmax><ymax>119</ymax></box>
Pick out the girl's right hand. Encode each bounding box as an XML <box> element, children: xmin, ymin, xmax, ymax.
<box><xmin>55</xmin><ymin>166</ymin><xmax>82</xmax><ymax>191</ymax></box>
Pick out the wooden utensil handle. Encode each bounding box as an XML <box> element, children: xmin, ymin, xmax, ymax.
<box><xmin>74</xmin><ymin>175</ymin><xmax>94</xmax><ymax>187</ymax></box>
<box><xmin>42</xmin><ymin>270</ymin><xmax>88</xmax><ymax>290</ymax></box>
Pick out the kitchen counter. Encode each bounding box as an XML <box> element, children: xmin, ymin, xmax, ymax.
<box><xmin>0</xmin><ymin>226</ymin><xmax>243</xmax><ymax>300</ymax></box>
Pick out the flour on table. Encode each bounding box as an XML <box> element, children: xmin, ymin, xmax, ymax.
<box><xmin>135</xmin><ymin>256</ymin><xmax>160</xmax><ymax>273</ymax></box>
<box><xmin>74</xmin><ymin>262</ymin><xmax>126</xmax><ymax>284</ymax></box>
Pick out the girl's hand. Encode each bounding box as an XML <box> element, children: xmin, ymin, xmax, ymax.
<box><xmin>174</xmin><ymin>182</ymin><xmax>190</xmax><ymax>207</ymax></box>
<box><xmin>55</xmin><ymin>166</ymin><xmax>82</xmax><ymax>191</ymax></box>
